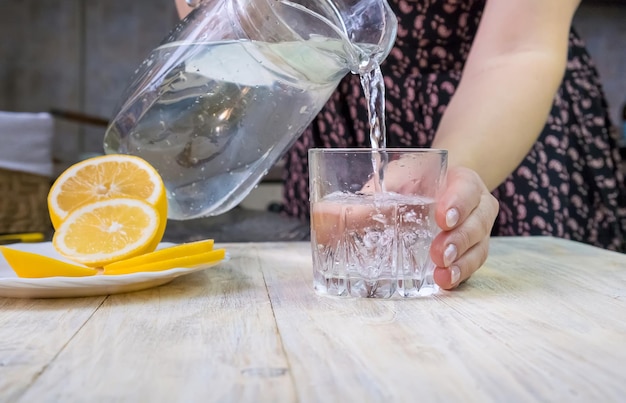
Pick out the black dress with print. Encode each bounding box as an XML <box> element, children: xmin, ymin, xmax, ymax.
<box><xmin>281</xmin><ymin>0</ymin><xmax>626</xmax><ymax>252</ymax></box>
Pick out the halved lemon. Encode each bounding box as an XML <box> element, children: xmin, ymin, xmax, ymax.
<box><xmin>52</xmin><ymin>198</ymin><xmax>161</xmax><ymax>267</ymax></box>
<box><xmin>47</xmin><ymin>154</ymin><xmax>168</xmax><ymax>249</ymax></box>
<box><xmin>104</xmin><ymin>248</ymin><xmax>226</xmax><ymax>275</ymax></box>
<box><xmin>0</xmin><ymin>246</ymin><xmax>99</xmax><ymax>278</ymax></box>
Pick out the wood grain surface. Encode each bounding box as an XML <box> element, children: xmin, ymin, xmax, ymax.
<box><xmin>1</xmin><ymin>237</ymin><xmax>625</xmax><ymax>402</ymax></box>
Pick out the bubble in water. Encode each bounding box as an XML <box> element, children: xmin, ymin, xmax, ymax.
<box><xmin>403</xmin><ymin>210</ymin><xmax>417</xmax><ymax>223</ymax></box>
<box><xmin>402</xmin><ymin>231</ymin><xmax>418</xmax><ymax>245</ymax></box>
<box><xmin>186</xmin><ymin>0</ymin><xmax>201</xmax><ymax>7</ymax></box>
<box><xmin>217</xmin><ymin>109</ymin><xmax>231</xmax><ymax>121</ymax></box>
<box><xmin>362</xmin><ymin>230</ymin><xmax>381</xmax><ymax>248</ymax></box>
<box><xmin>372</xmin><ymin>213</ymin><xmax>387</xmax><ymax>224</ymax></box>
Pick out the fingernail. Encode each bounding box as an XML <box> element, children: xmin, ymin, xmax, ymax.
<box><xmin>443</xmin><ymin>244</ymin><xmax>457</xmax><ymax>267</ymax></box>
<box><xmin>450</xmin><ymin>266</ymin><xmax>461</xmax><ymax>284</ymax></box>
<box><xmin>446</xmin><ymin>208</ymin><xmax>459</xmax><ymax>228</ymax></box>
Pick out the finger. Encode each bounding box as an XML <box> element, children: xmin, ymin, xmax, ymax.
<box><xmin>430</xmin><ymin>191</ymin><xmax>499</xmax><ymax>268</ymax></box>
<box><xmin>436</xmin><ymin>167</ymin><xmax>483</xmax><ymax>231</ymax></box>
<box><xmin>310</xmin><ymin>199</ymin><xmax>376</xmax><ymax>245</ymax></box>
<box><xmin>433</xmin><ymin>236</ymin><xmax>491</xmax><ymax>290</ymax></box>
<box><xmin>310</xmin><ymin>200</ymin><xmax>345</xmax><ymax>246</ymax></box>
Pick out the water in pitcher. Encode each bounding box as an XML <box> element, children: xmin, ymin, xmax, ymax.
<box><xmin>104</xmin><ymin>38</ymin><xmax>349</xmax><ymax>219</ymax></box>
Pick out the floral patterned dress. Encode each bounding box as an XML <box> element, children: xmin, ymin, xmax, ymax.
<box><xmin>282</xmin><ymin>0</ymin><xmax>626</xmax><ymax>252</ymax></box>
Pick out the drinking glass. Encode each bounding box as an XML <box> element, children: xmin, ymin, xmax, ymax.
<box><xmin>309</xmin><ymin>148</ymin><xmax>447</xmax><ymax>298</ymax></box>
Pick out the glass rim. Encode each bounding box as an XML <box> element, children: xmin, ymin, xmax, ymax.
<box><xmin>308</xmin><ymin>147</ymin><xmax>447</xmax><ymax>154</ymax></box>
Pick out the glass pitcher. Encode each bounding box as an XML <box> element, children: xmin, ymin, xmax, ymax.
<box><xmin>103</xmin><ymin>0</ymin><xmax>398</xmax><ymax>220</ymax></box>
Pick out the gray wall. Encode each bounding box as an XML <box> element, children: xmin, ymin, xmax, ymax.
<box><xmin>0</xmin><ymin>2</ymin><xmax>624</xmax><ymax>175</ymax></box>
<box><xmin>0</xmin><ymin>0</ymin><xmax>179</xmax><ymax>173</ymax></box>
<box><xmin>574</xmin><ymin>4</ymin><xmax>626</xmax><ymax>131</ymax></box>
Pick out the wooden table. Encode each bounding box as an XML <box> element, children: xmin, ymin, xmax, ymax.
<box><xmin>1</xmin><ymin>237</ymin><xmax>625</xmax><ymax>402</ymax></box>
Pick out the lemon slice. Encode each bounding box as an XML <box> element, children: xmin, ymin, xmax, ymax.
<box><xmin>0</xmin><ymin>246</ymin><xmax>99</xmax><ymax>278</ymax></box>
<box><xmin>103</xmin><ymin>248</ymin><xmax>226</xmax><ymax>275</ymax></box>
<box><xmin>53</xmin><ymin>198</ymin><xmax>160</xmax><ymax>267</ymax></box>
<box><xmin>103</xmin><ymin>239</ymin><xmax>215</xmax><ymax>272</ymax></box>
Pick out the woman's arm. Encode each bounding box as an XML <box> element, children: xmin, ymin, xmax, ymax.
<box><xmin>431</xmin><ymin>0</ymin><xmax>581</xmax><ymax>190</ymax></box>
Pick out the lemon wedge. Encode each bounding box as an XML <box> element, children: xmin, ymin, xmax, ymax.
<box><xmin>103</xmin><ymin>248</ymin><xmax>226</xmax><ymax>275</ymax></box>
<box><xmin>103</xmin><ymin>239</ymin><xmax>215</xmax><ymax>272</ymax></box>
<box><xmin>1</xmin><ymin>241</ymin><xmax>226</xmax><ymax>278</ymax></box>
<box><xmin>0</xmin><ymin>246</ymin><xmax>99</xmax><ymax>278</ymax></box>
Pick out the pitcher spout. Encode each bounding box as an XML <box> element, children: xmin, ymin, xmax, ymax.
<box><xmin>328</xmin><ymin>0</ymin><xmax>398</xmax><ymax>73</ymax></box>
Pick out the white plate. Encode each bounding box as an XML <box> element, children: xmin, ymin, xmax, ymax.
<box><xmin>0</xmin><ymin>242</ymin><xmax>224</xmax><ymax>299</ymax></box>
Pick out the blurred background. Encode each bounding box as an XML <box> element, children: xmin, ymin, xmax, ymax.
<box><xmin>0</xmin><ymin>0</ymin><xmax>179</xmax><ymax>175</ymax></box>
<box><xmin>0</xmin><ymin>0</ymin><xmax>624</xmax><ymax>174</ymax></box>
<box><xmin>0</xmin><ymin>0</ymin><xmax>624</xmax><ymax>235</ymax></box>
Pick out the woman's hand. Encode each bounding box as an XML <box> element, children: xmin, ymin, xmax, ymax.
<box><xmin>429</xmin><ymin>166</ymin><xmax>499</xmax><ymax>289</ymax></box>
<box><xmin>311</xmin><ymin>158</ymin><xmax>498</xmax><ymax>291</ymax></box>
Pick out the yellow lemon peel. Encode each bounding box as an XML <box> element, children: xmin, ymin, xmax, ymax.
<box><xmin>0</xmin><ymin>246</ymin><xmax>99</xmax><ymax>278</ymax></box>
<box><xmin>104</xmin><ymin>239</ymin><xmax>215</xmax><ymax>272</ymax></box>
<box><xmin>104</xmin><ymin>248</ymin><xmax>226</xmax><ymax>275</ymax></box>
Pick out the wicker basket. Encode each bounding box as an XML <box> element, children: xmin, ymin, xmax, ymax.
<box><xmin>0</xmin><ymin>168</ymin><xmax>52</xmax><ymax>235</ymax></box>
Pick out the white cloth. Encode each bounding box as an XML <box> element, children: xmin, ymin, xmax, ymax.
<box><xmin>0</xmin><ymin>111</ymin><xmax>54</xmax><ymax>177</ymax></box>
